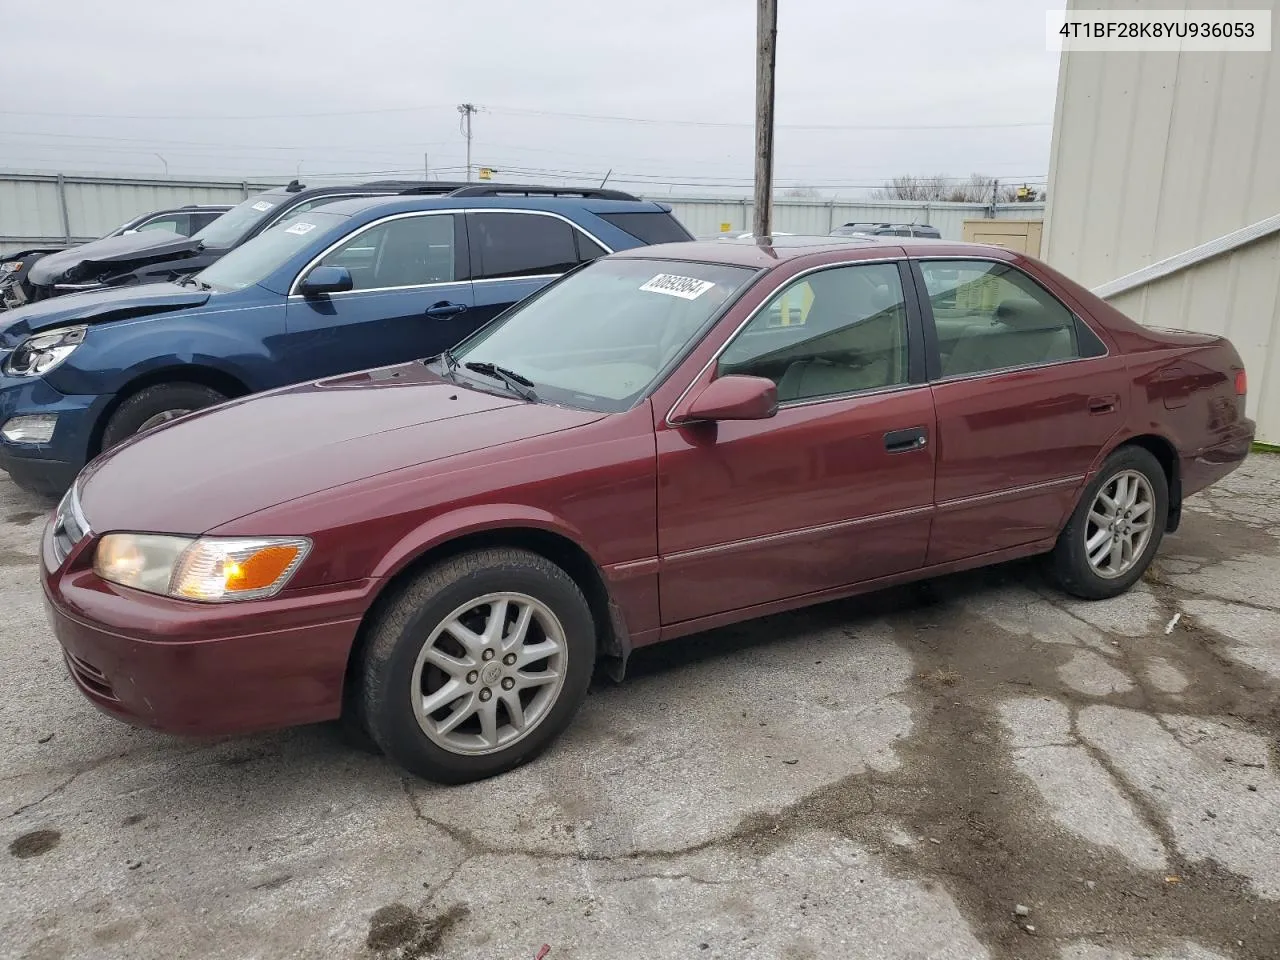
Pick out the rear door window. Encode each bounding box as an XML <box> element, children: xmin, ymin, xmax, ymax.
<box><xmin>188</xmin><ymin>211</ymin><xmax>225</xmax><ymax>233</ymax></box>
<box><xmin>919</xmin><ymin>260</ymin><xmax>1102</xmax><ymax>378</ymax></box>
<box><xmin>467</xmin><ymin>212</ymin><xmax>581</xmax><ymax>279</ymax></box>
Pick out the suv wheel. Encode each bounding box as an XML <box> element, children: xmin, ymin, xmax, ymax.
<box><xmin>101</xmin><ymin>383</ymin><xmax>228</xmax><ymax>450</ymax></box>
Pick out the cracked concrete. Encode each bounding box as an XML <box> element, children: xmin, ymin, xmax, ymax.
<box><xmin>1</xmin><ymin>455</ymin><xmax>1279</xmax><ymax>960</ymax></box>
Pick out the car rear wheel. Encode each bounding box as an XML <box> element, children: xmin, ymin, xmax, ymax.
<box><xmin>1049</xmin><ymin>446</ymin><xmax>1168</xmax><ymax>600</ymax></box>
<box><xmin>357</xmin><ymin>547</ymin><xmax>596</xmax><ymax>783</ymax></box>
<box><xmin>101</xmin><ymin>382</ymin><xmax>228</xmax><ymax>450</ymax></box>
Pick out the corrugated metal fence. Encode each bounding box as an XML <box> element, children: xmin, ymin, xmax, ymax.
<box><xmin>664</xmin><ymin>196</ymin><xmax>1045</xmax><ymax>239</ymax></box>
<box><xmin>0</xmin><ymin>172</ymin><xmax>283</xmax><ymax>252</ymax></box>
<box><xmin>0</xmin><ymin>171</ymin><xmax>1045</xmax><ymax>254</ymax></box>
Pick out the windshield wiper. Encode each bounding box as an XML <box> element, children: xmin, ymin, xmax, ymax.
<box><xmin>463</xmin><ymin>361</ymin><xmax>538</xmax><ymax>401</ymax></box>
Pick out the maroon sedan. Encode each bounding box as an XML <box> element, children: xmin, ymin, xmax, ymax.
<box><xmin>42</xmin><ymin>236</ymin><xmax>1253</xmax><ymax>782</ymax></box>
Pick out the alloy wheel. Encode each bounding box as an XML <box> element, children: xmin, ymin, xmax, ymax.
<box><xmin>1084</xmin><ymin>469</ymin><xmax>1155</xmax><ymax>579</ymax></box>
<box><xmin>136</xmin><ymin>408</ymin><xmax>193</xmax><ymax>433</ymax></box>
<box><xmin>411</xmin><ymin>592</ymin><xmax>568</xmax><ymax>756</ymax></box>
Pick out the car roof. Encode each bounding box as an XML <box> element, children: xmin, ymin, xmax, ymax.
<box><xmin>305</xmin><ymin>194</ymin><xmax>673</xmax><ymax>219</ymax></box>
<box><xmin>608</xmin><ymin>234</ymin><xmax>1016</xmax><ymax>269</ymax></box>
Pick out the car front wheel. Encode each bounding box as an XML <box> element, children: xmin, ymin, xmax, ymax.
<box><xmin>357</xmin><ymin>548</ymin><xmax>596</xmax><ymax>783</ymax></box>
<box><xmin>1049</xmin><ymin>445</ymin><xmax>1169</xmax><ymax>600</ymax></box>
<box><xmin>101</xmin><ymin>382</ymin><xmax>228</xmax><ymax>450</ymax></box>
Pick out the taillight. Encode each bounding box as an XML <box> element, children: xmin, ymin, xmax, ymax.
<box><xmin>1235</xmin><ymin>369</ymin><xmax>1248</xmax><ymax>396</ymax></box>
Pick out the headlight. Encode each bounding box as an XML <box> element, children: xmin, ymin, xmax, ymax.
<box><xmin>93</xmin><ymin>534</ymin><xmax>311</xmax><ymax>602</ymax></box>
<box><xmin>3</xmin><ymin>325</ymin><xmax>87</xmax><ymax>377</ymax></box>
<box><xmin>0</xmin><ymin>261</ymin><xmax>22</xmax><ymax>275</ymax></box>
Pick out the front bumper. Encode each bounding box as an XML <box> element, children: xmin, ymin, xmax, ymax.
<box><xmin>0</xmin><ymin>375</ymin><xmax>110</xmax><ymax>496</ymax></box>
<box><xmin>41</xmin><ymin>519</ymin><xmax>374</xmax><ymax>736</ymax></box>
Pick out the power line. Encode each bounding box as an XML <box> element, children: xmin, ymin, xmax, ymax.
<box><xmin>0</xmin><ymin>101</ymin><xmax>1052</xmax><ymax>132</ymax></box>
<box><xmin>486</xmin><ymin>105</ymin><xmax>1052</xmax><ymax>131</ymax></box>
<box><xmin>0</xmin><ymin>103</ymin><xmax>457</xmax><ymax>121</ymax></box>
<box><xmin>0</xmin><ymin>130</ymin><xmax>454</xmax><ymax>153</ymax></box>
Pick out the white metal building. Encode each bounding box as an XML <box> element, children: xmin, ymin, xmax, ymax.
<box><xmin>1043</xmin><ymin>0</ymin><xmax>1280</xmax><ymax>443</ymax></box>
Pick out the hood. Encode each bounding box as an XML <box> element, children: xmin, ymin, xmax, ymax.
<box><xmin>0</xmin><ymin>282</ymin><xmax>210</xmax><ymax>344</ymax></box>
<box><xmin>28</xmin><ymin>230</ymin><xmax>204</xmax><ymax>286</ymax></box>
<box><xmin>2</xmin><ymin>246</ymin><xmax>64</xmax><ymax>265</ymax></box>
<box><xmin>77</xmin><ymin>363</ymin><xmax>605</xmax><ymax>534</ymax></box>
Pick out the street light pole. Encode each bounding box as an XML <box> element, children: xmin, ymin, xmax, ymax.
<box><xmin>753</xmin><ymin>0</ymin><xmax>777</xmax><ymax>240</ymax></box>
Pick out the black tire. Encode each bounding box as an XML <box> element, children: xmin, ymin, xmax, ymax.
<box><xmin>101</xmin><ymin>382</ymin><xmax>227</xmax><ymax>450</ymax></box>
<box><xmin>1049</xmin><ymin>445</ymin><xmax>1169</xmax><ymax>600</ymax></box>
<box><xmin>358</xmin><ymin>547</ymin><xmax>596</xmax><ymax>784</ymax></box>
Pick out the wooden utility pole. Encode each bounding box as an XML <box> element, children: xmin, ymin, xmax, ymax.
<box><xmin>458</xmin><ymin>103</ymin><xmax>477</xmax><ymax>182</ymax></box>
<box><xmin>753</xmin><ymin>0</ymin><xmax>778</xmax><ymax>239</ymax></box>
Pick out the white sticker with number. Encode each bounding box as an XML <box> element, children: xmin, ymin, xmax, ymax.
<box><xmin>639</xmin><ymin>274</ymin><xmax>716</xmax><ymax>300</ymax></box>
<box><xmin>251</xmin><ymin>200</ymin><xmax>275</xmax><ymax>212</ymax></box>
<box><xmin>284</xmin><ymin>221</ymin><xmax>316</xmax><ymax>236</ymax></box>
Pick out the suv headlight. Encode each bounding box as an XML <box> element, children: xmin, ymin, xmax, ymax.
<box><xmin>3</xmin><ymin>325</ymin><xmax>87</xmax><ymax>377</ymax></box>
<box><xmin>93</xmin><ymin>534</ymin><xmax>311</xmax><ymax>602</ymax></box>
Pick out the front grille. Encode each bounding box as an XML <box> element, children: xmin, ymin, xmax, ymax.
<box><xmin>64</xmin><ymin>651</ymin><xmax>116</xmax><ymax>700</ymax></box>
<box><xmin>51</xmin><ymin>484</ymin><xmax>90</xmax><ymax>566</ymax></box>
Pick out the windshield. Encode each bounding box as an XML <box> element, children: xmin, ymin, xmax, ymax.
<box><xmin>190</xmin><ymin>192</ymin><xmax>288</xmax><ymax>248</ymax></box>
<box><xmin>452</xmin><ymin>258</ymin><xmax>757</xmax><ymax>412</ymax></box>
<box><xmin>196</xmin><ymin>211</ymin><xmax>347</xmax><ymax>292</ymax></box>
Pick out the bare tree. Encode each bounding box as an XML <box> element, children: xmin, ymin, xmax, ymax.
<box><xmin>779</xmin><ymin>186</ymin><xmax>821</xmax><ymax>199</ymax></box>
<box><xmin>872</xmin><ymin>174</ymin><xmax>1028</xmax><ymax>203</ymax></box>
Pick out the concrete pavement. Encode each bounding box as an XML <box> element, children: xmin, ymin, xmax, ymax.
<box><xmin>2</xmin><ymin>456</ymin><xmax>1278</xmax><ymax>960</ymax></box>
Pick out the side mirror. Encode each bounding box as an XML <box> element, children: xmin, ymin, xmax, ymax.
<box><xmin>299</xmin><ymin>265</ymin><xmax>354</xmax><ymax>297</ymax></box>
<box><xmin>676</xmin><ymin>374</ymin><xmax>778</xmax><ymax>423</ymax></box>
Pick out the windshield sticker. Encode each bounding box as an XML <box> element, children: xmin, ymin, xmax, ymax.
<box><xmin>639</xmin><ymin>274</ymin><xmax>716</xmax><ymax>300</ymax></box>
<box><xmin>251</xmin><ymin>200</ymin><xmax>275</xmax><ymax>212</ymax></box>
<box><xmin>284</xmin><ymin>221</ymin><xmax>316</xmax><ymax>236</ymax></box>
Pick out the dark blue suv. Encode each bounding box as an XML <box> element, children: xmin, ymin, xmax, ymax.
<box><xmin>0</xmin><ymin>187</ymin><xmax>692</xmax><ymax>495</ymax></box>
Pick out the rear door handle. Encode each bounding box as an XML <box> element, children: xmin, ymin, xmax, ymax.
<box><xmin>425</xmin><ymin>301</ymin><xmax>468</xmax><ymax>318</ymax></box>
<box><xmin>1088</xmin><ymin>394</ymin><xmax>1119</xmax><ymax>415</ymax></box>
<box><xmin>884</xmin><ymin>427</ymin><xmax>928</xmax><ymax>453</ymax></box>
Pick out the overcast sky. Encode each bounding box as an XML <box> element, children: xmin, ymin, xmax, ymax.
<box><xmin>1</xmin><ymin>0</ymin><xmax>1060</xmax><ymax>197</ymax></box>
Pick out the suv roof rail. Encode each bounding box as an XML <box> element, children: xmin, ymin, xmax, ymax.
<box><xmin>446</xmin><ymin>183</ymin><xmax>641</xmax><ymax>201</ymax></box>
<box><xmin>390</xmin><ymin>181</ymin><xmax>476</xmax><ymax>195</ymax></box>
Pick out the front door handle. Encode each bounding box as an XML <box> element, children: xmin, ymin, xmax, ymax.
<box><xmin>1088</xmin><ymin>394</ymin><xmax>1119</xmax><ymax>415</ymax></box>
<box><xmin>884</xmin><ymin>426</ymin><xmax>928</xmax><ymax>453</ymax></box>
<box><xmin>425</xmin><ymin>301</ymin><xmax>468</xmax><ymax>319</ymax></box>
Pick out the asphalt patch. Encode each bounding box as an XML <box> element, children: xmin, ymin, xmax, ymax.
<box><xmin>367</xmin><ymin>902</ymin><xmax>470</xmax><ymax>957</ymax></box>
<box><xmin>9</xmin><ymin>828</ymin><xmax>61</xmax><ymax>859</ymax></box>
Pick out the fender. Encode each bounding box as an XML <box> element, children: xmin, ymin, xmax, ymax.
<box><xmin>372</xmin><ymin>502</ymin><xmax>604</xmax><ymax>581</ymax></box>
<box><xmin>46</xmin><ymin>301</ymin><xmax>284</xmax><ymax>398</ymax></box>
<box><xmin>370</xmin><ymin>502</ymin><xmax>643</xmax><ymax>678</ymax></box>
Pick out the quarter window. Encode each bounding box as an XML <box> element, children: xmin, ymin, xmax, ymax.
<box><xmin>920</xmin><ymin>260</ymin><xmax>1084</xmax><ymax>378</ymax></box>
<box><xmin>718</xmin><ymin>263</ymin><xmax>910</xmax><ymax>402</ymax></box>
<box><xmin>575</xmin><ymin>232</ymin><xmax>608</xmax><ymax>262</ymax></box>
<box><xmin>319</xmin><ymin>215</ymin><xmax>455</xmax><ymax>291</ymax></box>
<box><xmin>468</xmin><ymin>213</ymin><xmax>583</xmax><ymax>279</ymax></box>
